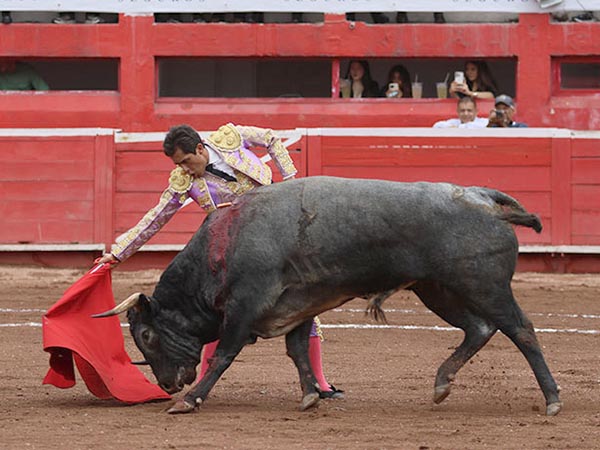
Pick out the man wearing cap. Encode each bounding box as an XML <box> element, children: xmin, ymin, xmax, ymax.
<box><xmin>487</xmin><ymin>95</ymin><xmax>528</xmax><ymax>128</ymax></box>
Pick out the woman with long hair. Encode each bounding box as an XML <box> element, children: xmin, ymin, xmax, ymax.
<box><xmin>380</xmin><ymin>64</ymin><xmax>412</xmax><ymax>98</ymax></box>
<box><xmin>341</xmin><ymin>60</ymin><xmax>380</xmax><ymax>98</ymax></box>
<box><xmin>450</xmin><ymin>60</ymin><xmax>499</xmax><ymax>100</ymax></box>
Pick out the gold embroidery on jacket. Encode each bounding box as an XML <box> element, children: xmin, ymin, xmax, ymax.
<box><xmin>207</xmin><ymin>124</ymin><xmax>241</xmax><ymax>151</ymax></box>
<box><xmin>227</xmin><ymin>172</ymin><xmax>259</xmax><ymax>196</ymax></box>
<box><xmin>169</xmin><ymin>167</ymin><xmax>193</xmax><ymax>193</ymax></box>
<box><xmin>193</xmin><ymin>178</ymin><xmax>217</xmax><ymax>213</ymax></box>
<box><xmin>313</xmin><ymin>316</ymin><xmax>324</xmax><ymax>341</ymax></box>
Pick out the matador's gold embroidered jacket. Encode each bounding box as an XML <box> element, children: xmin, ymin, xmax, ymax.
<box><xmin>111</xmin><ymin>123</ymin><xmax>298</xmax><ymax>261</ymax></box>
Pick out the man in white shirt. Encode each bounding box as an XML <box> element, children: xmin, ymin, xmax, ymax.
<box><xmin>433</xmin><ymin>97</ymin><xmax>489</xmax><ymax>129</ymax></box>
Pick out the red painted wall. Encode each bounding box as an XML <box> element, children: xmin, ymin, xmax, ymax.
<box><xmin>1</xmin><ymin>14</ymin><xmax>599</xmax><ymax>130</ymax></box>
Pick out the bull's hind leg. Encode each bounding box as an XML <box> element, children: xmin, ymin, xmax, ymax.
<box><xmin>285</xmin><ymin>319</ymin><xmax>320</xmax><ymax>411</ymax></box>
<box><xmin>413</xmin><ymin>282</ymin><xmax>497</xmax><ymax>404</ymax></box>
<box><xmin>484</xmin><ymin>287</ymin><xmax>562</xmax><ymax>416</ymax></box>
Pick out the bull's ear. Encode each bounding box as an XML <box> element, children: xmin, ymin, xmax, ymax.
<box><xmin>137</xmin><ymin>293</ymin><xmax>151</xmax><ymax>312</ymax></box>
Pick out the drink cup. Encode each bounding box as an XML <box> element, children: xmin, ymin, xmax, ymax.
<box><xmin>436</xmin><ymin>82</ymin><xmax>448</xmax><ymax>99</ymax></box>
<box><xmin>412</xmin><ymin>82</ymin><xmax>423</xmax><ymax>99</ymax></box>
<box><xmin>340</xmin><ymin>78</ymin><xmax>351</xmax><ymax>98</ymax></box>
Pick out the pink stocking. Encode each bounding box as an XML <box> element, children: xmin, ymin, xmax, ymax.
<box><xmin>198</xmin><ymin>340</ymin><xmax>219</xmax><ymax>381</ymax></box>
<box><xmin>309</xmin><ymin>335</ymin><xmax>331</xmax><ymax>392</ymax></box>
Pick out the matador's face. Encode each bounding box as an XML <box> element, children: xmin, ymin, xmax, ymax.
<box><xmin>170</xmin><ymin>144</ymin><xmax>209</xmax><ymax>178</ymax></box>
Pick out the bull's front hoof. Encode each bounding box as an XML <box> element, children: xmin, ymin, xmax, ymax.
<box><xmin>546</xmin><ymin>402</ymin><xmax>563</xmax><ymax>416</ymax></box>
<box><xmin>167</xmin><ymin>399</ymin><xmax>197</xmax><ymax>414</ymax></box>
<box><xmin>299</xmin><ymin>392</ymin><xmax>320</xmax><ymax>411</ymax></box>
<box><xmin>433</xmin><ymin>384</ymin><xmax>451</xmax><ymax>404</ymax></box>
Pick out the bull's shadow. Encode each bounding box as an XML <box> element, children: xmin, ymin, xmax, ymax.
<box><xmin>94</xmin><ymin>176</ymin><xmax>562</xmax><ymax>416</ymax></box>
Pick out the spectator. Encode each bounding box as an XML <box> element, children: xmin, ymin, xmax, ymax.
<box><xmin>433</xmin><ymin>97</ymin><xmax>489</xmax><ymax>128</ymax></box>
<box><xmin>233</xmin><ymin>12</ymin><xmax>264</xmax><ymax>23</ymax></box>
<box><xmin>487</xmin><ymin>95</ymin><xmax>528</xmax><ymax>128</ymax></box>
<box><xmin>346</xmin><ymin>12</ymin><xmax>389</xmax><ymax>24</ymax></box>
<box><xmin>341</xmin><ymin>60</ymin><xmax>379</xmax><ymax>98</ymax></box>
<box><xmin>380</xmin><ymin>64</ymin><xmax>412</xmax><ymax>98</ymax></box>
<box><xmin>2</xmin><ymin>11</ymin><xmax>12</xmax><ymax>24</ymax></box>
<box><xmin>450</xmin><ymin>60</ymin><xmax>499</xmax><ymax>100</ymax></box>
<box><xmin>346</xmin><ymin>12</ymin><xmax>445</xmax><ymax>24</ymax></box>
<box><xmin>53</xmin><ymin>12</ymin><xmax>108</xmax><ymax>24</ymax></box>
<box><xmin>0</xmin><ymin>59</ymin><xmax>49</xmax><ymax>91</ymax></box>
<box><xmin>396</xmin><ymin>12</ymin><xmax>446</xmax><ymax>23</ymax></box>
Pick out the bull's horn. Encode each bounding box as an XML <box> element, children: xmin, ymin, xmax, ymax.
<box><xmin>131</xmin><ymin>360</ymin><xmax>150</xmax><ymax>366</ymax></box>
<box><xmin>91</xmin><ymin>292</ymin><xmax>142</xmax><ymax>318</ymax></box>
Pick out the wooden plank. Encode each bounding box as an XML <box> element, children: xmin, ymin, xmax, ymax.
<box><xmin>307</xmin><ymin>135</ymin><xmax>323</xmax><ymax>176</ymax></box>
<box><xmin>1</xmin><ymin>220</ymin><xmax>92</xmax><ymax>243</ymax></box>
<box><xmin>572</xmin><ymin>211</ymin><xmax>600</xmax><ymax>236</ymax></box>
<box><xmin>93</xmin><ymin>134</ymin><xmax>116</xmax><ymax>247</ymax></box>
<box><xmin>321</xmin><ymin>146</ymin><xmax>551</xmax><ymax>167</ymax></box>
<box><xmin>320</xmin><ymin>166</ymin><xmax>552</xmax><ymax>191</ymax></box>
<box><xmin>115</xmin><ymin>171</ymin><xmax>170</xmax><ymax>192</ymax></box>
<box><xmin>1</xmin><ymin>201</ymin><xmax>94</xmax><ymax>221</ymax></box>
<box><xmin>0</xmin><ymin>161</ymin><xmax>95</xmax><ymax>181</ymax></box>
<box><xmin>572</xmin><ymin>185</ymin><xmax>600</xmax><ymax>211</ymax></box>
<box><xmin>515</xmin><ymin>226</ymin><xmax>552</xmax><ymax>245</ymax></box>
<box><xmin>0</xmin><ymin>139</ymin><xmax>96</xmax><ymax>162</ymax></box>
<box><xmin>571</xmin><ymin>158</ymin><xmax>600</xmax><ymax>184</ymax></box>
<box><xmin>502</xmin><ymin>191</ymin><xmax>552</xmax><ymax>217</ymax></box>
<box><xmin>571</xmin><ymin>139</ymin><xmax>600</xmax><ymax>157</ymax></box>
<box><xmin>117</xmin><ymin>151</ymin><xmax>174</xmax><ymax>172</ymax></box>
<box><xmin>572</xmin><ymin>235</ymin><xmax>600</xmax><ymax>245</ymax></box>
<box><xmin>116</xmin><ymin>142</ymin><xmax>165</xmax><ymax>152</ymax></box>
<box><xmin>1</xmin><ymin>181</ymin><xmax>94</xmax><ymax>201</ymax></box>
<box><xmin>551</xmin><ymin>137</ymin><xmax>572</xmax><ymax>245</ymax></box>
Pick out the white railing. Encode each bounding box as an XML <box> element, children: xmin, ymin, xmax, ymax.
<box><xmin>0</xmin><ymin>0</ymin><xmax>597</xmax><ymax>14</ymax></box>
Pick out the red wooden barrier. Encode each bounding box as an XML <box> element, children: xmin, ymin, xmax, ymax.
<box><xmin>0</xmin><ymin>128</ymin><xmax>599</xmax><ymax>272</ymax></box>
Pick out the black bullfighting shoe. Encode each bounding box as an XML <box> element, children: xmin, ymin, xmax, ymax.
<box><xmin>318</xmin><ymin>385</ymin><xmax>345</xmax><ymax>399</ymax></box>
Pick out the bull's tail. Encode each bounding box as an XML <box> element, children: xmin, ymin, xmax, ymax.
<box><xmin>483</xmin><ymin>188</ymin><xmax>543</xmax><ymax>233</ymax></box>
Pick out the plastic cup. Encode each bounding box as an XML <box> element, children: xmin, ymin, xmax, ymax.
<box><xmin>412</xmin><ymin>82</ymin><xmax>423</xmax><ymax>99</ymax></box>
<box><xmin>340</xmin><ymin>78</ymin><xmax>351</xmax><ymax>98</ymax></box>
<box><xmin>436</xmin><ymin>82</ymin><xmax>448</xmax><ymax>99</ymax></box>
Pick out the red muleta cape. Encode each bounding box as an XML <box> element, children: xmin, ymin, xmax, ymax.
<box><xmin>42</xmin><ymin>263</ymin><xmax>171</xmax><ymax>403</ymax></box>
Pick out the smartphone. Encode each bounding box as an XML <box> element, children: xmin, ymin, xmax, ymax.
<box><xmin>454</xmin><ymin>71</ymin><xmax>465</xmax><ymax>84</ymax></box>
<box><xmin>388</xmin><ymin>82</ymin><xmax>399</xmax><ymax>91</ymax></box>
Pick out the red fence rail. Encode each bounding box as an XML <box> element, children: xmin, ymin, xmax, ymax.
<box><xmin>0</xmin><ymin>128</ymin><xmax>599</xmax><ymax>271</ymax></box>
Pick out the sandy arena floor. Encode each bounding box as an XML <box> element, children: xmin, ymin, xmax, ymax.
<box><xmin>1</xmin><ymin>266</ymin><xmax>599</xmax><ymax>449</ymax></box>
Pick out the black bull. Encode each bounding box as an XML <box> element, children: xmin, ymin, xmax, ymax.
<box><xmin>95</xmin><ymin>176</ymin><xmax>562</xmax><ymax>416</ymax></box>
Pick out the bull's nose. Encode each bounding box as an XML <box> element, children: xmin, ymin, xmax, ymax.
<box><xmin>160</xmin><ymin>381</ymin><xmax>184</xmax><ymax>394</ymax></box>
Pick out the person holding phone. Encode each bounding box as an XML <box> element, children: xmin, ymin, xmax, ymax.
<box><xmin>449</xmin><ymin>60</ymin><xmax>498</xmax><ymax>100</ymax></box>
<box><xmin>487</xmin><ymin>95</ymin><xmax>528</xmax><ymax>128</ymax></box>
<box><xmin>380</xmin><ymin>64</ymin><xmax>412</xmax><ymax>98</ymax></box>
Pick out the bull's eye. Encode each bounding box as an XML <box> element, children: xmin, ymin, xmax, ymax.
<box><xmin>140</xmin><ymin>327</ymin><xmax>157</xmax><ymax>347</ymax></box>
